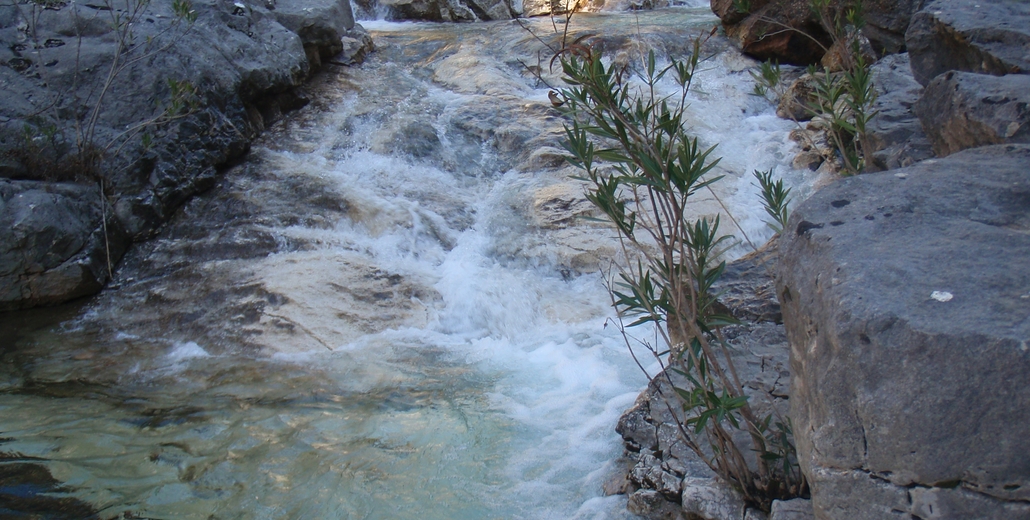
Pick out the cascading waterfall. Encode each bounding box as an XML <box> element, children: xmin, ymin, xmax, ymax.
<box><xmin>0</xmin><ymin>8</ymin><xmax>814</xmax><ymax>519</ymax></box>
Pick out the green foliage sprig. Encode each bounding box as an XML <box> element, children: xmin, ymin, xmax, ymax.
<box><xmin>749</xmin><ymin>60</ymin><xmax>783</xmax><ymax>100</ymax></box>
<box><xmin>753</xmin><ymin>169</ymin><xmax>791</xmax><ymax>233</ymax></box>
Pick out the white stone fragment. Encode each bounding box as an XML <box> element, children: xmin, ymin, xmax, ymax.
<box><xmin>930</xmin><ymin>291</ymin><xmax>953</xmax><ymax>302</ymax></box>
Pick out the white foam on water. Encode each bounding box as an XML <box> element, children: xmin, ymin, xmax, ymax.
<box><xmin>166</xmin><ymin>341</ymin><xmax>211</xmax><ymax>362</ymax></box>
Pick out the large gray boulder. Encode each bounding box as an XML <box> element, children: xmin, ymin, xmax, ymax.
<box><xmin>0</xmin><ymin>180</ymin><xmax>126</xmax><ymax>310</ymax></box>
<box><xmin>0</xmin><ymin>0</ymin><xmax>369</xmax><ymax>309</ymax></box>
<box><xmin>777</xmin><ymin>144</ymin><xmax>1030</xmax><ymax>519</ymax></box>
<box><xmin>859</xmin><ymin>0</ymin><xmax>927</xmax><ymax>55</ymax></box>
<box><xmin>913</xmin><ymin>70</ymin><xmax>1030</xmax><ymax>157</ymax></box>
<box><xmin>906</xmin><ymin>0</ymin><xmax>1030</xmax><ymax>86</ymax></box>
<box><xmin>272</xmin><ymin>0</ymin><xmax>355</xmax><ymax>65</ymax></box>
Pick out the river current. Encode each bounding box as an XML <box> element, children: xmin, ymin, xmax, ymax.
<box><xmin>0</xmin><ymin>6</ymin><xmax>813</xmax><ymax>519</ymax></box>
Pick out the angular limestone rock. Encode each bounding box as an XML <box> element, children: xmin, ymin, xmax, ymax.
<box><xmin>777</xmin><ymin>144</ymin><xmax>1030</xmax><ymax>519</ymax></box>
<box><xmin>913</xmin><ymin>70</ymin><xmax>1030</xmax><ymax>156</ymax></box>
<box><xmin>905</xmin><ymin>0</ymin><xmax>1030</xmax><ymax>86</ymax></box>
<box><xmin>0</xmin><ymin>180</ymin><xmax>126</xmax><ymax>310</ymax></box>
<box><xmin>769</xmin><ymin>498</ymin><xmax>813</xmax><ymax>520</ymax></box>
<box><xmin>866</xmin><ymin>52</ymin><xmax>934</xmax><ymax>170</ymax></box>
<box><xmin>681</xmin><ymin>477</ymin><xmax>747</xmax><ymax>520</ymax></box>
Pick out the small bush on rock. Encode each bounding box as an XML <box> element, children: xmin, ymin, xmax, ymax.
<box><xmin>555</xmin><ymin>36</ymin><xmax>806</xmax><ymax>511</ymax></box>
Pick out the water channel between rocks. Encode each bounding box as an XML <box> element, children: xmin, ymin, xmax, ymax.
<box><xmin>0</xmin><ymin>7</ymin><xmax>815</xmax><ymax>519</ymax></box>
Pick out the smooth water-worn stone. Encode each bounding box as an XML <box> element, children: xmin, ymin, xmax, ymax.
<box><xmin>778</xmin><ymin>144</ymin><xmax>1030</xmax><ymax>519</ymax></box>
<box><xmin>906</xmin><ymin>0</ymin><xmax>1030</xmax><ymax>86</ymax></box>
<box><xmin>726</xmin><ymin>0</ymin><xmax>830</xmax><ymax>65</ymax></box>
<box><xmin>718</xmin><ymin>0</ymin><xmax>925</xmax><ymax>64</ymax></box>
<box><xmin>913</xmin><ymin>70</ymin><xmax>1030</xmax><ymax>156</ymax></box>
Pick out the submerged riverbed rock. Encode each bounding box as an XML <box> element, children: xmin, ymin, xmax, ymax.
<box><xmin>355</xmin><ymin>0</ymin><xmax>514</xmax><ymax>21</ymax></box>
<box><xmin>906</xmin><ymin>0</ymin><xmax>1030</xmax><ymax>86</ymax></box>
<box><xmin>0</xmin><ymin>0</ymin><xmax>369</xmax><ymax>310</ymax></box>
<box><xmin>777</xmin><ymin>144</ymin><xmax>1030</xmax><ymax>519</ymax></box>
<box><xmin>0</xmin><ymin>458</ymin><xmax>99</xmax><ymax>518</ymax></box>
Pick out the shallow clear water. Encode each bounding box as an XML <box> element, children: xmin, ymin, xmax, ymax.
<box><xmin>0</xmin><ymin>9</ymin><xmax>812</xmax><ymax>519</ymax></box>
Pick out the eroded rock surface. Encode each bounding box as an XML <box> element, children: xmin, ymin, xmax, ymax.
<box><xmin>0</xmin><ymin>0</ymin><xmax>371</xmax><ymax>309</ymax></box>
<box><xmin>914</xmin><ymin>70</ymin><xmax>1030</xmax><ymax>156</ymax></box>
<box><xmin>906</xmin><ymin>0</ymin><xmax>1030</xmax><ymax>86</ymax></box>
<box><xmin>777</xmin><ymin>144</ymin><xmax>1030</xmax><ymax>519</ymax></box>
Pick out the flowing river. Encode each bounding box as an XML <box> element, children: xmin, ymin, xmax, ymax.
<box><xmin>0</xmin><ymin>6</ymin><xmax>813</xmax><ymax>519</ymax></box>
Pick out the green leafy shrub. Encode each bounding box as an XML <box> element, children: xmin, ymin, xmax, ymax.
<box><xmin>806</xmin><ymin>41</ymin><xmax>877</xmax><ymax>174</ymax></box>
<box><xmin>749</xmin><ymin>60</ymin><xmax>783</xmax><ymax>101</ymax></box>
<box><xmin>744</xmin><ymin>0</ymin><xmax>878</xmax><ymax>175</ymax></box>
<box><xmin>555</xmin><ymin>38</ymin><xmax>805</xmax><ymax>510</ymax></box>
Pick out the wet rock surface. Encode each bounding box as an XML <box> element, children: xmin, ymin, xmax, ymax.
<box><xmin>777</xmin><ymin>144</ymin><xmax>1030</xmax><ymax>519</ymax></box>
<box><xmin>0</xmin><ymin>180</ymin><xmax>126</xmax><ymax>311</ymax></box>
<box><xmin>0</xmin><ymin>455</ymin><xmax>99</xmax><ymax>519</ymax></box>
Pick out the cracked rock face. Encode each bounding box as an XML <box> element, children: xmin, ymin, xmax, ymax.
<box><xmin>914</xmin><ymin>71</ymin><xmax>1030</xmax><ymax>157</ymax></box>
<box><xmin>777</xmin><ymin>144</ymin><xmax>1030</xmax><ymax>519</ymax></box>
<box><xmin>906</xmin><ymin>0</ymin><xmax>1030</xmax><ymax>86</ymax></box>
